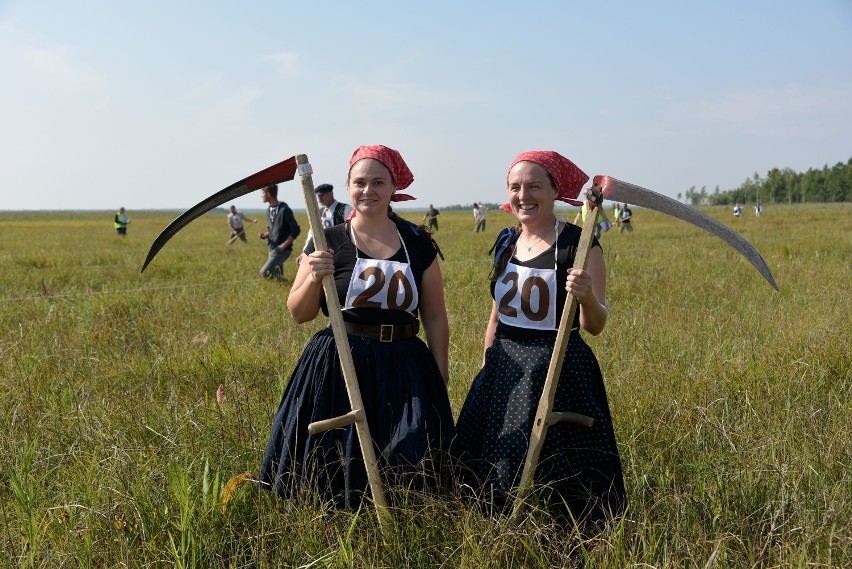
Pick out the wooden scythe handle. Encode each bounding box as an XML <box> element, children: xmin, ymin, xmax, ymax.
<box><xmin>510</xmin><ymin>188</ymin><xmax>602</xmax><ymax>522</ymax></box>
<box><xmin>308</xmin><ymin>409</ymin><xmax>364</xmax><ymax>435</ymax></box>
<box><xmin>295</xmin><ymin>154</ymin><xmax>390</xmax><ymax>528</ymax></box>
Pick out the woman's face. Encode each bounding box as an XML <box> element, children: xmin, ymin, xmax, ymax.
<box><xmin>347</xmin><ymin>159</ymin><xmax>395</xmax><ymax>217</ymax></box>
<box><xmin>507</xmin><ymin>161</ymin><xmax>557</xmax><ymax>225</ymax></box>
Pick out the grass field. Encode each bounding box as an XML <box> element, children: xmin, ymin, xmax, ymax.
<box><xmin>0</xmin><ymin>203</ymin><xmax>850</xmax><ymax>567</ymax></box>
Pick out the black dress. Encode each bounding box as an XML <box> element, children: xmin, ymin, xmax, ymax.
<box><xmin>259</xmin><ymin>220</ymin><xmax>454</xmax><ymax>509</ymax></box>
<box><xmin>453</xmin><ymin>224</ymin><xmax>625</xmax><ymax>523</ymax></box>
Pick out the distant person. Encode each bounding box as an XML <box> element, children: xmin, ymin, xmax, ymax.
<box><xmin>424</xmin><ymin>204</ymin><xmax>440</xmax><ymax>231</ymax></box>
<box><xmin>473</xmin><ymin>202</ymin><xmax>488</xmax><ymax>232</ymax></box>
<box><xmin>297</xmin><ymin>183</ymin><xmax>353</xmax><ymax>264</ymax></box>
<box><xmin>619</xmin><ymin>203</ymin><xmax>633</xmax><ymax>233</ymax></box>
<box><xmin>733</xmin><ymin>203</ymin><xmax>742</xmax><ymax>217</ymax></box>
<box><xmin>573</xmin><ymin>199</ymin><xmax>612</xmax><ymax>239</ymax></box>
<box><xmin>613</xmin><ymin>203</ymin><xmax>622</xmax><ymax>229</ymax></box>
<box><xmin>754</xmin><ymin>201</ymin><xmax>762</xmax><ymax>217</ymax></box>
<box><xmin>258</xmin><ymin>184</ymin><xmax>301</xmax><ymax>280</ymax></box>
<box><xmin>227</xmin><ymin>205</ymin><xmax>257</xmax><ymax>244</ymax></box>
<box><xmin>114</xmin><ymin>207</ymin><xmax>130</xmax><ymax>236</ymax></box>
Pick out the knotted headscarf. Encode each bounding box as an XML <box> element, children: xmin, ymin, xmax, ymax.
<box><xmin>500</xmin><ymin>150</ymin><xmax>588</xmax><ymax>213</ymax></box>
<box><xmin>348</xmin><ymin>145</ymin><xmax>416</xmax><ymax>202</ymax></box>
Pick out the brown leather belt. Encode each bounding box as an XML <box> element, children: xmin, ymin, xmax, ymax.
<box><xmin>344</xmin><ymin>320</ymin><xmax>420</xmax><ymax>343</ymax></box>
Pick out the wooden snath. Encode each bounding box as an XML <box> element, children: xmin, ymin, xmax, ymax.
<box><xmin>295</xmin><ymin>154</ymin><xmax>391</xmax><ymax>530</ymax></box>
<box><xmin>509</xmin><ymin>185</ymin><xmax>602</xmax><ymax>523</ymax></box>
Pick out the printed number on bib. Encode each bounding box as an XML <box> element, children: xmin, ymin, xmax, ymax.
<box><xmin>495</xmin><ymin>264</ymin><xmax>557</xmax><ymax>330</ymax></box>
<box><xmin>345</xmin><ymin>257</ymin><xmax>418</xmax><ymax>313</ymax></box>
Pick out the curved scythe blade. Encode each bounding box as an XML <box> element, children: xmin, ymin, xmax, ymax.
<box><xmin>141</xmin><ymin>156</ymin><xmax>297</xmax><ymax>272</ymax></box>
<box><xmin>594</xmin><ymin>175</ymin><xmax>778</xmax><ymax>290</ymax></box>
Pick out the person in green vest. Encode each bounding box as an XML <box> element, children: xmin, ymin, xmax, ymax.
<box><xmin>613</xmin><ymin>203</ymin><xmax>622</xmax><ymax>230</ymax></box>
<box><xmin>572</xmin><ymin>200</ymin><xmax>612</xmax><ymax>238</ymax></box>
<box><xmin>114</xmin><ymin>207</ymin><xmax>130</xmax><ymax>236</ymax></box>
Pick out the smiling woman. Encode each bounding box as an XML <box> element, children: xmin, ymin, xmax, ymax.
<box><xmin>453</xmin><ymin>150</ymin><xmax>625</xmax><ymax>527</ymax></box>
<box><xmin>259</xmin><ymin>144</ymin><xmax>454</xmax><ymax>510</ymax></box>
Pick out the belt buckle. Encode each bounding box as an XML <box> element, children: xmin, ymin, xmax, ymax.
<box><xmin>379</xmin><ymin>324</ymin><xmax>393</xmax><ymax>342</ymax></box>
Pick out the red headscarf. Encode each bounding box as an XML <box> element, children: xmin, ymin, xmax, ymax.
<box><xmin>348</xmin><ymin>145</ymin><xmax>416</xmax><ymax>202</ymax></box>
<box><xmin>500</xmin><ymin>150</ymin><xmax>588</xmax><ymax>213</ymax></box>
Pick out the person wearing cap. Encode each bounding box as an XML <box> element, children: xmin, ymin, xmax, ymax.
<box><xmin>259</xmin><ymin>145</ymin><xmax>454</xmax><ymax>510</ymax></box>
<box><xmin>453</xmin><ymin>150</ymin><xmax>625</xmax><ymax>525</ymax></box>
<box><xmin>296</xmin><ymin>183</ymin><xmax>353</xmax><ymax>264</ymax></box>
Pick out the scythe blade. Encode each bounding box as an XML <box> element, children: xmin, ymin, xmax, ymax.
<box><xmin>140</xmin><ymin>156</ymin><xmax>298</xmax><ymax>272</ymax></box>
<box><xmin>594</xmin><ymin>175</ymin><xmax>778</xmax><ymax>290</ymax></box>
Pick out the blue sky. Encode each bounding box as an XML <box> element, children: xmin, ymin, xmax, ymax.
<box><xmin>1</xmin><ymin>0</ymin><xmax>850</xmax><ymax>211</ymax></box>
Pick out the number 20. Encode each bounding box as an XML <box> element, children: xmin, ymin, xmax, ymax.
<box><xmin>352</xmin><ymin>267</ymin><xmax>414</xmax><ymax>310</ymax></box>
<box><xmin>497</xmin><ymin>271</ymin><xmax>549</xmax><ymax>321</ymax></box>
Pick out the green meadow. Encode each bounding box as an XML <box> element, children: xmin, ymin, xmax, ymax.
<box><xmin>0</xmin><ymin>204</ymin><xmax>849</xmax><ymax>567</ymax></box>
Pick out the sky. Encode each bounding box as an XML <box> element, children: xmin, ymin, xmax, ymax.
<box><xmin>1</xmin><ymin>0</ymin><xmax>851</xmax><ymax>211</ymax></box>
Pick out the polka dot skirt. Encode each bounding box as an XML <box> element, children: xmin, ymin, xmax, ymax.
<box><xmin>452</xmin><ymin>331</ymin><xmax>625</xmax><ymax>520</ymax></box>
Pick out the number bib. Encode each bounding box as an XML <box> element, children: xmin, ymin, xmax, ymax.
<box><xmin>495</xmin><ymin>261</ymin><xmax>557</xmax><ymax>330</ymax></box>
<box><xmin>320</xmin><ymin>206</ymin><xmax>334</xmax><ymax>229</ymax></box>
<box><xmin>343</xmin><ymin>257</ymin><xmax>419</xmax><ymax>314</ymax></box>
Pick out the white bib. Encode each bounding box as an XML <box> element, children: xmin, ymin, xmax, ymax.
<box><xmin>495</xmin><ymin>219</ymin><xmax>560</xmax><ymax>330</ymax></box>
<box><xmin>320</xmin><ymin>204</ymin><xmax>335</xmax><ymax>229</ymax></box>
<box><xmin>343</xmin><ymin>228</ymin><xmax>419</xmax><ymax>314</ymax></box>
<box><xmin>495</xmin><ymin>262</ymin><xmax>557</xmax><ymax>330</ymax></box>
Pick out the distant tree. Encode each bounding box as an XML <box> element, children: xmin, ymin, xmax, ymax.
<box><xmin>685</xmin><ymin>186</ymin><xmax>700</xmax><ymax>205</ymax></box>
<box><xmin>686</xmin><ymin>157</ymin><xmax>851</xmax><ymax>205</ymax></box>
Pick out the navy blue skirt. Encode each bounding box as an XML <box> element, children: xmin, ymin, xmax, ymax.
<box><xmin>259</xmin><ymin>327</ymin><xmax>454</xmax><ymax>510</ymax></box>
<box><xmin>453</xmin><ymin>331</ymin><xmax>625</xmax><ymax>522</ymax></box>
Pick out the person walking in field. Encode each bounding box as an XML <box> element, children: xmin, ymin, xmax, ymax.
<box><xmin>259</xmin><ymin>144</ymin><xmax>454</xmax><ymax>510</ymax></box>
<box><xmin>613</xmin><ymin>202</ymin><xmax>622</xmax><ymax>229</ymax></box>
<box><xmin>227</xmin><ymin>205</ymin><xmax>256</xmax><ymax>244</ymax></box>
<box><xmin>423</xmin><ymin>204</ymin><xmax>441</xmax><ymax>231</ymax></box>
<box><xmin>453</xmin><ymin>150</ymin><xmax>625</xmax><ymax>526</ymax></box>
<box><xmin>114</xmin><ymin>207</ymin><xmax>130</xmax><ymax>236</ymax></box>
<box><xmin>733</xmin><ymin>203</ymin><xmax>742</xmax><ymax>217</ymax></box>
<box><xmin>473</xmin><ymin>202</ymin><xmax>488</xmax><ymax>232</ymax></box>
<box><xmin>573</xmin><ymin>199</ymin><xmax>612</xmax><ymax>238</ymax></box>
<box><xmin>619</xmin><ymin>203</ymin><xmax>633</xmax><ymax>233</ymax></box>
<box><xmin>297</xmin><ymin>183</ymin><xmax>353</xmax><ymax>264</ymax></box>
<box><xmin>258</xmin><ymin>184</ymin><xmax>300</xmax><ymax>280</ymax></box>
<box><xmin>754</xmin><ymin>200</ymin><xmax>762</xmax><ymax>217</ymax></box>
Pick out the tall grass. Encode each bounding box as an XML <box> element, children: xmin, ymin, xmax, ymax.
<box><xmin>0</xmin><ymin>204</ymin><xmax>849</xmax><ymax>567</ymax></box>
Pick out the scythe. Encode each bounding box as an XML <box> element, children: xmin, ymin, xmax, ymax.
<box><xmin>141</xmin><ymin>155</ymin><xmax>391</xmax><ymax>529</ymax></box>
<box><xmin>510</xmin><ymin>176</ymin><xmax>778</xmax><ymax>522</ymax></box>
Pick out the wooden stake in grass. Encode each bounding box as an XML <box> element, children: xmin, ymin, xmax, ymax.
<box><xmin>295</xmin><ymin>154</ymin><xmax>391</xmax><ymax>530</ymax></box>
<box><xmin>510</xmin><ymin>186</ymin><xmax>602</xmax><ymax>523</ymax></box>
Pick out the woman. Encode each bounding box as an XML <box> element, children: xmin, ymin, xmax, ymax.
<box><xmin>453</xmin><ymin>150</ymin><xmax>625</xmax><ymax>524</ymax></box>
<box><xmin>259</xmin><ymin>145</ymin><xmax>454</xmax><ymax>509</ymax></box>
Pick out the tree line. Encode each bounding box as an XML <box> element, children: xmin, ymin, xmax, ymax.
<box><xmin>679</xmin><ymin>157</ymin><xmax>852</xmax><ymax>206</ymax></box>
